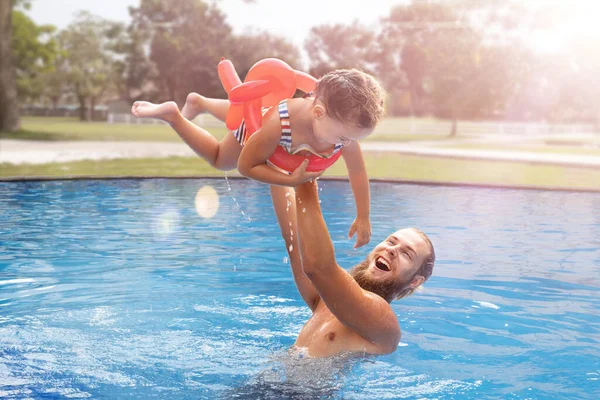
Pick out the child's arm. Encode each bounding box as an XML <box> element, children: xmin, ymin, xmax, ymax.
<box><xmin>341</xmin><ymin>141</ymin><xmax>372</xmax><ymax>249</ymax></box>
<box><xmin>237</xmin><ymin>109</ymin><xmax>322</xmax><ymax>186</ymax></box>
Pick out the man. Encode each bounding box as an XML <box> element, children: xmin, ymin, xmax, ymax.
<box><xmin>270</xmin><ymin>181</ymin><xmax>435</xmax><ymax>358</ymax></box>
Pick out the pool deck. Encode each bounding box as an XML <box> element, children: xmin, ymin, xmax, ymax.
<box><xmin>1</xmin><ymin>139</ymin><xmax>600</xmax><ymax>168</ymax></box>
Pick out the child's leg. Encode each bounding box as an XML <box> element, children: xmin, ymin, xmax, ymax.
<box><xmin>181</xmin><ymin>93</ymin><xmax>230</xmax><ymax>122</ymax></box>
<box><xmin>132</xmin><ymin>100</ymin><xmax>241</xmax><ymax>170</ymax></box>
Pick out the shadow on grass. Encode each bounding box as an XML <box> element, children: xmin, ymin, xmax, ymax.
<box><xmin>0</xmin><ymin>129</ymin><xmax>79</xmax><ymax>141</ymax></box>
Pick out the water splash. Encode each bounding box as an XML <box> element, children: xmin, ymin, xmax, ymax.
<box><xmin>224</xmin><ymin>174</ymin><xmax>251</xmax><ymax>222</ymax></box>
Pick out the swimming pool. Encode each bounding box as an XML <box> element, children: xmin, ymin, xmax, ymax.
<box><xmin>1</xmin><ymin>178</ymin><xmax>599</xmax><ymax>399</ymax></box>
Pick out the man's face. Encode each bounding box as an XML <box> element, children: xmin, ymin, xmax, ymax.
<box><xmin>350</xmin><ymin>228</ymin><xmax>431</xmax><ymax>302</ymax></box>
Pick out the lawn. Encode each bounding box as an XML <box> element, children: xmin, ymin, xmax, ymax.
<box><xmin>0</xmin><ymin>117</ymin><xmax>228</xmax><ymax>142</ymax></box>
<box><xmin>2</xmin><ymin>153</ymin><xmax>599</xmax><ymax>191</ymax></box>
<box><xmin>3</xmin><ymin>117</ymin><xmax>597</xmax><ymax>146</ymax></box>
<box><xmin>1</xmin><ymin>116</ymin><xmax>453</xmax><ymax>143</ymax></box>
<box><xmin>3</xmin><ymin>116</ymin><xmax>598</xmax><ymax>191</ymax></box>
<box><xmin>436</xmin><ymin>142</ymin><xmax>600</xmax><ymax>156</ymax></box>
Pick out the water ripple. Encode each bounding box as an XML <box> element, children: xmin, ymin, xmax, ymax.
<box><xmin>0</xmin><ymin>179</ymin><xmax>599</xmax><ymax>399</ymax></box>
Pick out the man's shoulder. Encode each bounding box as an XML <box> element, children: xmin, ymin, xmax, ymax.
<box><xmin>315</xmin><ymin>289</ymin><xmax>399</xmax><ymax>328</ymax></box>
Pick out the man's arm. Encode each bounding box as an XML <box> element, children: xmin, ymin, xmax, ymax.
<box><xmin>270</xmin><ymin>185</ymin><xmax>320</xmax><ymax>311</ymax></box>
<box><xmin>294</xmin><ymin>180</ymin><xmax>400</xmax><ymax>350</ymax></box>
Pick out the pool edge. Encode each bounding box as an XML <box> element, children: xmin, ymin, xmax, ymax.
<box><xmin>1</xmin><ymin>175</ymin><xmax>599</xmax><ymax>193</ymax></box>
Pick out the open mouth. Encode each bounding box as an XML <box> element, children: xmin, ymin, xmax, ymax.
<box><xmin>375</xmin><ymin>256</ymin><xmax>391</xmax><ymax>272</ymax></box>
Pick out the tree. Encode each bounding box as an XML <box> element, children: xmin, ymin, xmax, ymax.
<box><xmin>38</xmin><ymin>54</ymin><xmax>69</xmax><ymax>111</ymax></box>
<box><xmin>130</xmin><ymin>0</ymin><xmax>233</xmax><ymax>105</ymax></box>
<box><xmin>110</xmin><ymin>21</ymin><xmax>157</xmax><ymax>103</ymax></box>
<box><xmin>377</xmin><ymin>0</ymin><xmax>536</xmax><ymax>133</ymax></box>
<box><xmin>58</xmin><ymin>11</ymin><xmax>122</xmax><ymax>121</ymax></box>
<box><xmin>305</xmin><ymin>23</ymin><xmax>377</xmax><ymax>78</ymax></box>
<box><xmin>11</xmin><ymin>9</ymin><xmax>57</xmax><ymax>104</ymax></box>
<box><xmin>547</xmin><ymin>39</ymin><xmax>600</xmax><ymax>125</ymax></box>
<box><xmin>230</xmin><ymin>30</ymin><xmax>302</xmax><ymax>79</ymax></box>
<box><xmin>378</xmin><ymin>1</ymin><xmax>474</xmax><ymax>120</ymax></box>
<box><xmin>0</xmin><ymin>0</ymin><xmax>19</xmax><ymax>131</ymax></box>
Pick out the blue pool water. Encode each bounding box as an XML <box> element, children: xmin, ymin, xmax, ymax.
<box><xmin>1</xmin><ymin>178</ymin><xmax>599</xmax><ymax>399</ymax></box>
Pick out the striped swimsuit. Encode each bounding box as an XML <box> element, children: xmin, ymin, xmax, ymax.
<box><xmin>233</xmin><ymin>99</ymin><xmax>344</xmax><ymax>158</ymax></box>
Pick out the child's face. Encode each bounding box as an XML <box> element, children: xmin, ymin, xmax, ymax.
<box><xmin>312</xmin><ymin>104</ymin><xmax>373</xmax><ymax>146</ymax></box>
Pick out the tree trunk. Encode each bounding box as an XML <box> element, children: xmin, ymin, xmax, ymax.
<box><xmin>408</xmin><ymin>88</ymin><xmax>416</xmax><ymax>117</ymax></box>
<box><xmin>78</xmin><ymin>94</ymin><xmax>87</xmax><ymax>121</ymax></box>
<box><xmin>450</xmin><ymin>106</ymin><xmax>458</xmax><ymax>137</ymax></box>
<box><xmin>90</xmin><ymin>97</ymin><xmax>96</xmax><ymax>121</ymax></box>
<box><xmin>85</xmin><ymin>103</ymin><xmax>91</xmax><ymax>122</ymax></box>
<box><xmin>0</xmin><ymin>1</ymin><xmax>20</xmax><ymax>131</ymax></box>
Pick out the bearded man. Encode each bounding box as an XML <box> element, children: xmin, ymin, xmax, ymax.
<box><xmin>269</xmin><ymin>180</ymin><xmax>436</xmax><ymax>358</ymax></box>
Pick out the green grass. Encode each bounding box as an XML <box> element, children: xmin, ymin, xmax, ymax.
<box><xmin>3</xmin><ymin>117</ymin><xmax>597</xmax><ymax>146</ymax></box>
<box><xmin>2</xmin><ymin>116</ymin><xmax>598</xmax><ymax>190</ymax></box>
<box><xmin>0</xmin><ymin>117</ymin><xmax>229</xmax><ymax>142</ymax></box>
<box><xmin>437</xmin><ymin>142</ymin><xmax>600</xmax><ymax>156</ymax></box>
<box><xmin>546</xmin><ymin>138</ymin><xmax>600</xmax><ymax>146</ymax></box>
<box><xmin>2</xmin><ymin>154</ymin><xmax>599</xmax><ymax>190</ymax></box>
<box><xmin>1</xmin><ymin>116</ymin><xmax>453</xmax><ymax>143</ymax></box>
<box><xmin>364</xmin><ymin>133</ymin><xmax>450</xmax><ymax>142</ymax></box>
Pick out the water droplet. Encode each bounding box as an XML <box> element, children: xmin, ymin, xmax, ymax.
<box><xmin>288</xmin><ymin>222</ymin><xmax>292</xmax><ymax>226</ymax></box>
<box><xmin>290</xmin><ymin>229</ymin><xmax>294</xmax><ymax>236</ymax></box>
<box><xmin>223</xmin><ymin>176</ymin><xmax>250</xmax><ymax>221</ymax></box>
<box><xmin>283</xmin><ymin>256</ymin><xmax>289</xmax><ymax>264</ymax></box>
<box><xmin>288</xmin><ymin>244</ymin><xmax>293</xmax><ymax>252</ymax></box>
<box><xmin>302</xmin><ymin>208</ymin><xmax>306</xmax><ymax>213</ymax></box>
<box><xmin>285</xmin><ymin>192</ymin><xmax>290</xmax><ymax>197</ymax></box>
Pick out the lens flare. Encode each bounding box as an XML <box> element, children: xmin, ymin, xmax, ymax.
<box><xmin>195</xmin><ymin>185</ymin><xmax>220</xmax><ymax>218</ymax></box>
<box><xmin>152</xmin><ymin>210</ymin><xmax>181</xmax><ymax>239</ymax></box>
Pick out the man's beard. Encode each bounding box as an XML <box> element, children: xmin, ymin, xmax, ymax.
<box><xmin>350</xmin><ymin>259</ymin><xmax>409</xmax><ymax>303</ymax></box>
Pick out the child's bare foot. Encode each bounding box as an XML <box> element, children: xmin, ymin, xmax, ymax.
<box><xmin>181</xmin><ymin>92</ymin><xmax>205</xmax><ymax>120</ymax></box>
<box><xmin>131</xmin><ymin>101</ymin><xmax>179</xmax><ymax>124</ymax></box>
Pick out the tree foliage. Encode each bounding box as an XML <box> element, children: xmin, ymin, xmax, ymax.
<box><xmin>9</xmin><ymin>0</ymin><xmax>598</xmax><ymax>127</ymax></box>
<box><xmin>11</xmin><ymin>10</ymin><xmax>57</xmax><ymax>103</ymax></box>
<box><xmin>58</xmin><ymin>11</ymin><xmax>123</xmax><ymax>120</ymax></box>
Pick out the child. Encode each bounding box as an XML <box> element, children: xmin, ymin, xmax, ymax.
<box><xmin>132</xmin><ymin>68</ymin><xmax>386</xmax><ymax>249</ymax></box>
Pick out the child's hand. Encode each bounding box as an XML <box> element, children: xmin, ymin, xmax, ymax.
<box><xmin>290</xmin><ymin>159</ymin><xmax>323</xmax><ymax>186</ymax></box>
<box><xmin>348</xmin><ymin>217</ymin><xmax>371</xmax><ymax>249</ymax></box>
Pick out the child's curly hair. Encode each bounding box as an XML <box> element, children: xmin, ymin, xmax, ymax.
<box><xmin>314</xmin><ymin>69</ymin><xmax>386</xmax><ymax>129</ymax></box>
